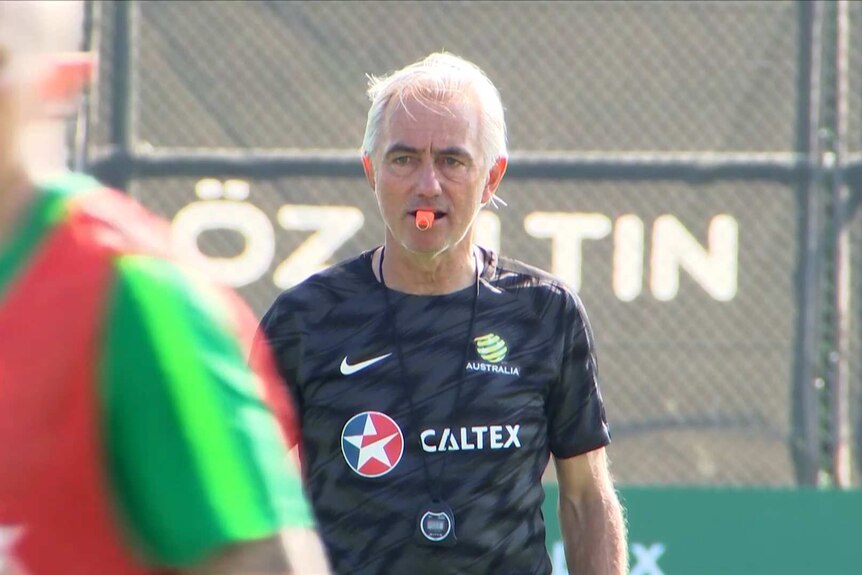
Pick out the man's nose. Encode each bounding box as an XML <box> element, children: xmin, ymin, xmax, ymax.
<box><xmin>415</xmin><ymin>160</ymin><xmax>443</xmax><ymax>197</ymax></box>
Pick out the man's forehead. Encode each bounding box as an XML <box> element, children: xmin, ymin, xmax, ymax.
<box><xmin>386</xmin><ymin>90</ymin><xmax>477</xmax><ymax>120</ymax></box>
<box><xmin>383</xmin><ymin>94</ymin><xmax>479</xmax><ymax>138</ymax></box>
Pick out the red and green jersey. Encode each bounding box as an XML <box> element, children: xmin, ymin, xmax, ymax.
<box><xmin>0</xmin><ymin>174</ymin><xmax>314</xmax><ymax>574</ymax></box>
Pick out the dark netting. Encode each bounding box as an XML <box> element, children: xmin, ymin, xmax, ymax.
<box><xmin>87</xmin><ymin>0</ymin><xmax>116</xmax><ymax>149</ymax></box>
<box><xmin>848</xmin><ymin>1</ymin><xmax>861</xmax><ymax>153</ymax></box>
<box><xmin>111</xmin><ymin>0</ymin><xmax>800</xmax><ymax>152</ymax></box>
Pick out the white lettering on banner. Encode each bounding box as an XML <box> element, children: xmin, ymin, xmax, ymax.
<box><xmin>550</xmin><ymin>541</ymin><xmax>665</xmax><ymax>575</ymax></box>
<box><xmin>524</xmin><ymin>212</ymin><xmax>613</xmax><ymax>292</ymax></box>
<box><xmin>171</xmin><ymin>180</ymin><xmax>365</xmax><ymax>290</ymax></box>
<box><xmin>420</xmin><ymin>425</ymin><xmax>520</xmax><ymax>453</ymax></box>
<box><xmin>274</xmin><ymin>205</ymin><xmax>365</xmax><ymax>289</ymax></box>
<box><xmin>630</xmin><ymin>543</ymin><xmax>667</xmax><ymax>575</ymax></box>
<box><xmin>613</xmin><ymin>214</ymin><xmax>645</xmax><ymax>302</ymax></box>
<box><xmin>526</xmin><ymin>211</ymin><xmax>738</xmax><ymax>302</ymax></box>
<box><xmin>170</xmin><ymin>182</ymin><xmax>739</xmax><ymax>302</ymax></box>
<box><xmin>651</xmin><ymin>214</ymin><xmax>738</xmax><ymax>301</ymax></box>
<box><xmin>172</xmin><ymin>179</ymin><xmax>275</xmax><ymax>287</ymax></box>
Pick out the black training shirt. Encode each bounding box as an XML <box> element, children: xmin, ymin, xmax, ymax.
<box><xmin>260</xmin><ymin>247</ymin><xmax>610</xmax><ymax>575</ymax></box>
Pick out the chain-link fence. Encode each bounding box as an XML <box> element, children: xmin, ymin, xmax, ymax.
<box><xmin>82</xmin><ymin>0</ymin><xmax>860</xmax><ymax>488</ymax></box>
<box><xmin>845</xmin><ymin>0</ymin><xmax>862</xmax><ymax>487</ymax></box>
<box><xmin>88</xmin><ymin>1</ymin><xmax>803</xmax><ymax>152</ymax></box>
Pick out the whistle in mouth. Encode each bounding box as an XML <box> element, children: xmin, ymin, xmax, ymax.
<box><xmin>415</xmin><ymin>210</ymin><xmax>435</xmax><ymax>231</ymax></box>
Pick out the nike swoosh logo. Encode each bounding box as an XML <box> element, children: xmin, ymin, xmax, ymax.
<box><xmin>340</xmin><ymin>353</ymin><xmax>393</xmax><ymax>375</ymax></box>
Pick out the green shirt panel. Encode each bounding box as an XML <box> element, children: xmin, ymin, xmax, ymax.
<box><xmin>101</xmin><ymin>254</ymin><xmax>313</xmax><ymax>566</ymax></box>
<box><xmin>0</xmin><ymin>173</ymin><xmax>99</xmax><ymax>300</ymax></box>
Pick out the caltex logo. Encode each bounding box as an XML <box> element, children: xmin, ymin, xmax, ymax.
<box><xmin>341</xmin><ymin>411</ymin><xmax>404</xmax><ymax>478</ymax></box>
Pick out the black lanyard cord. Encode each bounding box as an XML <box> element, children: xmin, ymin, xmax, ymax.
<box><xmin>378</xmin><ymin>247</ymin><xmax>481</xmax><ymax>502</ymax></box>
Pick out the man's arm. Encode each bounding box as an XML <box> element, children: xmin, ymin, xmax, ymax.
<box><xmin>554</xmin><ymin>447</ymin><xmax>627</xmax><ymax>575</ymax></box>
<box><xmin>184</xmin><ymin>528</ymin><xmax>330</xmax><ymax>575</ymax></box>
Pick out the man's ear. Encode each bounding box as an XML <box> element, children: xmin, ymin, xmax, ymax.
<box><xmin>481</xmin><ymin>156</ymin><xmax>508</xmax><ymax>205</ymax></box>
<box><xmin>361</xmin><ymin>153</ymin><xmax>376</xmax><ymax>192</ymax></box>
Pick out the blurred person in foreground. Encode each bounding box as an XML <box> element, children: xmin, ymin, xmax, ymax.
<box><xmin>258</xmin><ymin>52</ymin><xmax>627</xmax><ymax>574</ymax></box>
<box><xmin>0</xmin><ymin>2</ymin><xmax>330</xmax><ymax>574</ymax></box>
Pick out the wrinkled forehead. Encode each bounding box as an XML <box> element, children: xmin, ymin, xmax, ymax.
<box><xmin>379</xmin><ymin>92</ymin><xmax>484</xmax><ymax>163</ymax></box>
<box><xmin>383</xmin><ymin>89</ymin><xmax>481</xmax><ymax>134</ymax></box>
<box><xmin>385</xmin><ymin>82</ymin><xmax>477</xmax><ymax>116</ymax></box>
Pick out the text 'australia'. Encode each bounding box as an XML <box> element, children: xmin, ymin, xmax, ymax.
<box><xmin>465</xmin><ymin>362</ymin><xmax>520</xmax><ymax>376</ymax></box>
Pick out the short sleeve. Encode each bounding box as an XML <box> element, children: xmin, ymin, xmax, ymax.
<box><xmin>546</xmin><ymin>292</ymin><xmax>611</xmax><ymax>459</ymax></box>
<box><xmin>257</xmin><ymin>295</ymin><xmax>306</xmax><ymax>419</ymax></box>
<box><xmin>100</xmin><ymin>255</ymin><xmax>314</xmax><ymax>567</ymax></box>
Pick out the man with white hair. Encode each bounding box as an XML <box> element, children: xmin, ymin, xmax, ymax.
<box><xmin>260</xmin><ymin>52</ymin><xmax>627</xmax><ymax>574</ymax></box>
<box><xmin>0</xmin><ymin>2</ymin><xmax>330</xmax><ymax>574</ymax></box>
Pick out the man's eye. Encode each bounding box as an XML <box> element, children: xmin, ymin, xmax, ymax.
<box><xmin>392</xmin><ymin>156</ymin><xmax>411</xmax><ymax>165</ymax></box>
<box><xmin>442</xmin><ymin>157</ymin><xmax>463</xmax><ymax>167</ymax></box>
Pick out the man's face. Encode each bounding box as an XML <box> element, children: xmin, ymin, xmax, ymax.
<box><xmin>0</xmin><ymin>0</ymin><xmax>94</xmax><ymax>186</ymax></box>
<box><xmin>366</xmin><ymin>93</ymin><xmax>501</xmax><ymax>257</ymax></box>
<box><xmin>0</xmin><ymin>45</ymin><xmax>22</xmax><ymax>184</ymax></box>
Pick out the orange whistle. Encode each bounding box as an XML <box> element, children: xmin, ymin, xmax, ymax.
<box><xmin>415</xmin><ymin>210</ymin><xmax>435</xmax><ymax>231</ymax></box>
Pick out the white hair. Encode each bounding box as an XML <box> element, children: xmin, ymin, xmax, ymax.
<box><xmin>361</xmin><ymin>52</ymin><xmax>508</xmax><ymax>173</ymax></box>
<box><xmin>0</xmin><ymin>0</ymin><xmax>85</xmax><ymax>84</ymax></box>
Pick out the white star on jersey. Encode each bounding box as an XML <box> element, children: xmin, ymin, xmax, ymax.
<box><xmin>343</xmin><ymin>415</ymin><xmax>399</xmax><ymax>469</ymax></box>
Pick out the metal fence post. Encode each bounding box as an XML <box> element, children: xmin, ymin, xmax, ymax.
<box><xmin>828</xmin><ymin>0</ymin><xmax>853</xmax><ymax>488</ymax></box>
